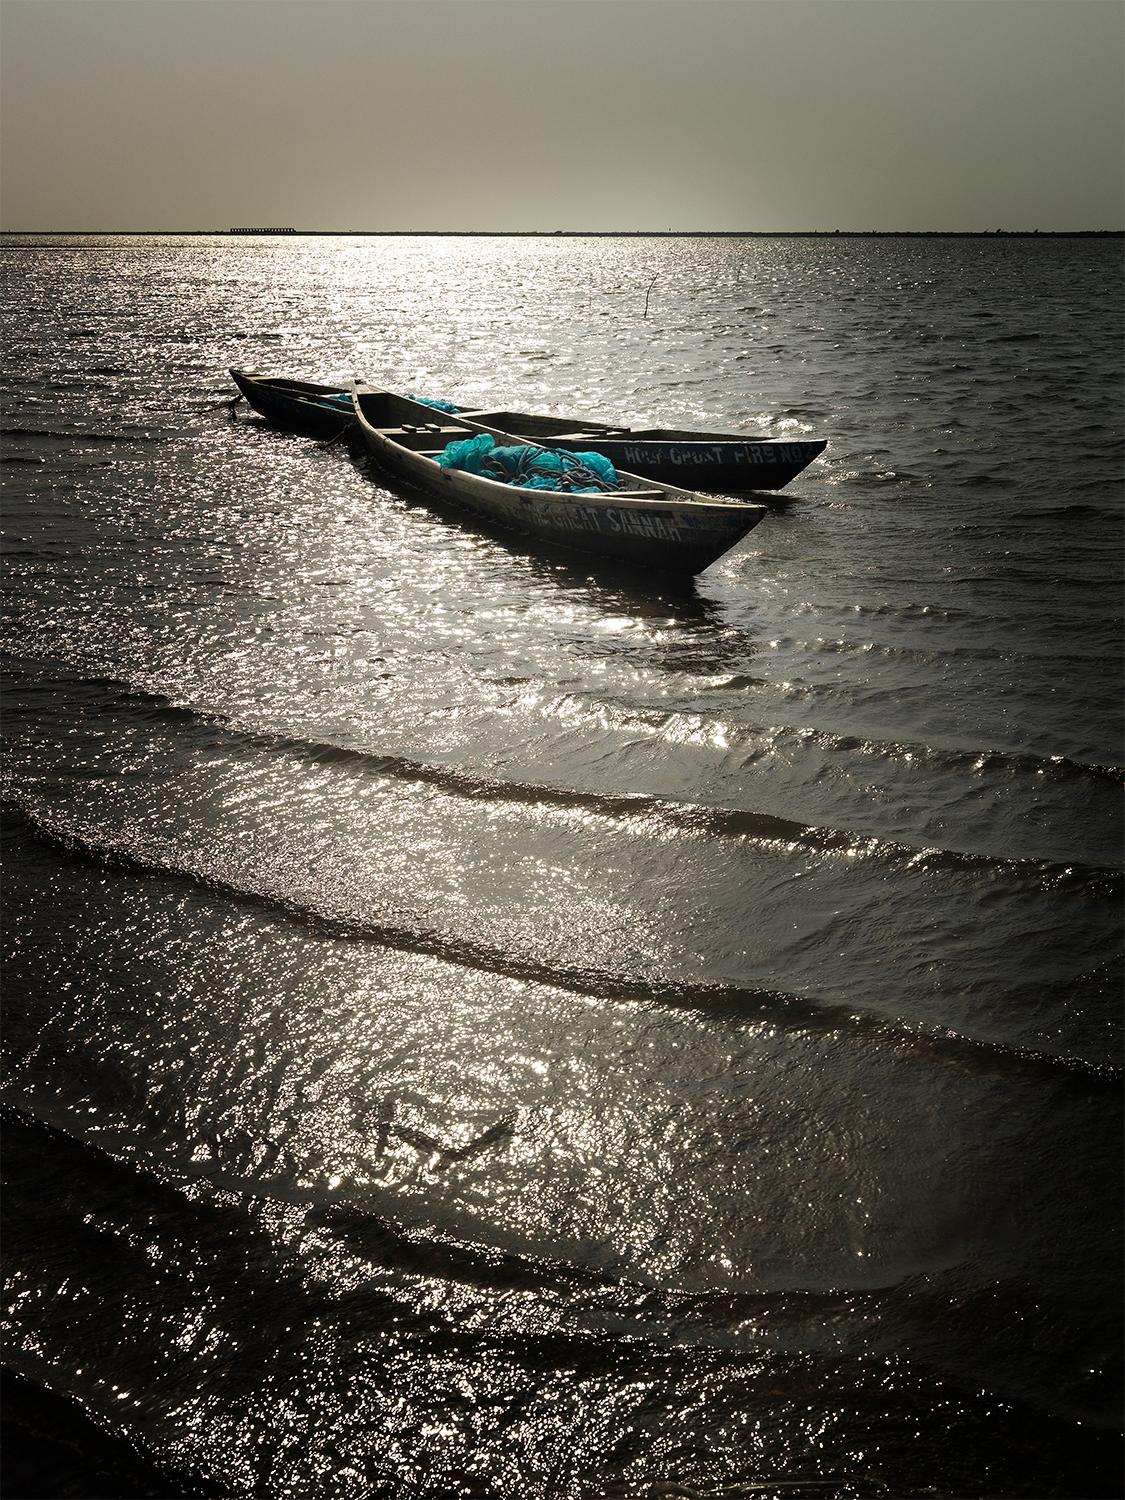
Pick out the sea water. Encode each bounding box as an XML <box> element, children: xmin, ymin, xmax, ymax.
<box><xmin>2</xmin><ymin>234</ymin><xmax>1122</xmax><ymax>1497</ymax></box>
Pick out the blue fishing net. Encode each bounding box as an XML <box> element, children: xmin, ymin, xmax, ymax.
<box><xmin>403</xmin><ymin>394</ymin><xmax>462</xmax><ymax>414</ymax></box>
<box><xmin>434</xmin><ymin>434</ymin><xmax>619</xmax><ymax>494</ymax></box>
<box><xmin>322</xmin><ymin>392</ymin><xmax>352</xmax><ymax>409</ymax></box>
<box><xmin>434</xmin><ymin>433</ymin><xmax>496</xmax><ymax>475</ymax></box>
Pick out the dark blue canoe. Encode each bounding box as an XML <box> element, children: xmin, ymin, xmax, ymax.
<box><xmin>475</xmin><ymin>412</ymin><xmax>826</xmax><ymax>491</ymax></box>
<box><xmin>229</xmin><ymin>370</ymin><xmax>826</xmax><ymax>490</ymax></box>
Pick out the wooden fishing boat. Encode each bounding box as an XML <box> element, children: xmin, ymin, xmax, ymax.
<box><xmin>228</xmin><ymin>369</ymin><xmax>356</xmax><ymax>438</ymax></box>
<box><xmin>350</xmin><ymin>385</ymin><xmax>768</xmax><ymax>575</ymax></box>
<box><xmin>456</xmin><ymin>409</ymin><xmax>826</xmax><ymax>491</ymax></box>
<box><xmin>229</xmin><ymin>369</ymin><xmax>825</xmax><ymax>490</ymax></box>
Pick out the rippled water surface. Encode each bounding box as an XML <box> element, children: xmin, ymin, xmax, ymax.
<box><xmin>2</xmin><ymin>235</ymin><xmax>1122</xmax><ymax>1498</ymax></box>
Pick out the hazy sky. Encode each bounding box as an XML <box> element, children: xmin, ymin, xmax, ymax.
<box><xmin>1</xmin><ymin>0</ymin><xmax>1122</xmax><ymax>232</ymax></box>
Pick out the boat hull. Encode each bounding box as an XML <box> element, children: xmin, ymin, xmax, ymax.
<box><xmin>401</xmin><ymin>451</ymin><xmax>763</xmax><ymax>573</ymax></box>
<box><xmin>546</xmin><ymin>436</ymin><xmax>824</xmax><ymax>490</ymax></box>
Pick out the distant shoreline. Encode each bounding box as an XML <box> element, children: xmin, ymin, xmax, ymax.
<box><xmin>2</xmin><ymin>229</ymin><xmax>1122</xmax><ymax>239</ymax></box>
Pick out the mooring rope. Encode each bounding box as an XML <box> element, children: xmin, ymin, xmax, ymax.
<box><xmin>319</xmin><ymin>419</ymin><xmax>355</xmax><ymax>450</ymax></box>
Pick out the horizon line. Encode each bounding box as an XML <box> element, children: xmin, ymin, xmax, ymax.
<box><xmin>2</xmin><ymin>228</ymin><xmax>1122</xmax><ymax>239</ymax></box>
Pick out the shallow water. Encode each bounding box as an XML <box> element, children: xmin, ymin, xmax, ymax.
<box><xmin>2</xmin><ymin>234</ymin><xmax>1122</xmax><ymax>1498</ymax></box>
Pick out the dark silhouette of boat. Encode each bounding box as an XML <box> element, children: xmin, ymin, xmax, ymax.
<box><xmin>229</xmin><ymin>369</ymin><xmax>825</xmax><ymax>490</ymax></box>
